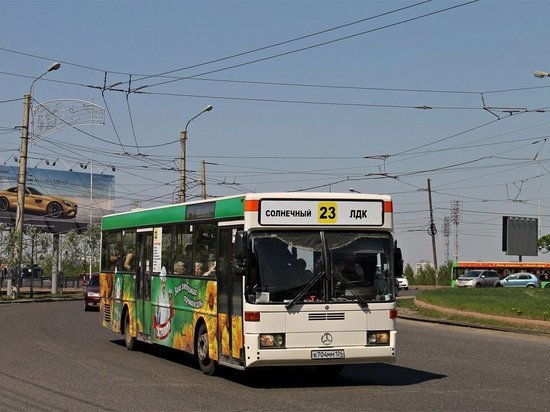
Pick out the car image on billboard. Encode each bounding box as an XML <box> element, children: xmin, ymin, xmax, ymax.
<box><xmin>0</xmin><ymin>186</ymin><xmax>77</xmax><ymax>218</ymax></box>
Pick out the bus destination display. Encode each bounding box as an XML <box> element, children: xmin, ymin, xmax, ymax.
<box><xmin>259</xmin><ymin>199</ymin><xmax>384</xmax><ymax>226</ymax></box>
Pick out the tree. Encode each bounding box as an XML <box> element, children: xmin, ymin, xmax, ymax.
<box><xmin>0</xmin><ymin>224</ymin><xmax>17</xmax><ymax>267</ymax></box>
<box><xmin>538</xmin><ymin>234</ymin><xmax>550</xmax><ymax>254</ymax></box>
<box><xmin>403</xmin><ymin>263</ymin><xmax>415</xmax><ymax>281</ymax></box>
<box><xmin>405</xmin><ymin>261</ymin><xmax>452</xmax><ymax>286</ymax></box>
<box><xmin>61</xmin><ymin>224</ymin><xmax>101</xmax><ymax>277</ymax></box>
<box><xmin>0</xmin><ymin>224</ymin><xmax>102</xmax><ymax>279</ymax></box>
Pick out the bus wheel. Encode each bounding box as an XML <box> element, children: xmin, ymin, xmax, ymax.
<box><xmin>124</xmin><ymin>310</ymin><xmax>135</xmax><ymax>351</ymax></box>
<box><xmin>196</xmin><ymin>323</ymin><xmax>215</xmax><ymax>375</ymax></box>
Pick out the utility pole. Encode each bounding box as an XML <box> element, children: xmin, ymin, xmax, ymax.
<box><xmin>201</xmin><ymin>160</ymin><xmax>207</xmax><ymax>199</ymax></box>
<box><xmin>52</xmin><ymin>233</ymin><xmax>59</xmax><ymax>294</ymax></box>
<box><xmin>450</xmin><ymin>200</ymin><xmax>462</xmax><ymax>262</ymax></box>
<box><xmin>427</xmin><ymin>179</ymin><xmax>438</xmax><ymax>285</ymax></box>
<box><xmin>443</xmin><ymin>216</ymin><xmax>450</xmax><ymax>264</ymax></box>
<box><xmin>11</xmin><ymin>62</ymin><xmax>61</xmax><ymax>299</ymax></box>
<box><xmin>10</xmin><ymin>93</ymin><xmax>31</xmax><ymax>298</ymax></box>
<box><xmin>179</xmin><ymin>129</ymin><xmax>187</xmax><ymax>203</ymax></box>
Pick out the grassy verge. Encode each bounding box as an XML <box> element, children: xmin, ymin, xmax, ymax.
<box><xmin>397</xmin><ymin>288</ymin><xmax>550</xmax><ymax>333</ymax></box>
<box><xmin>416</xmin><ymin>288</ymin><xmax>550</xmax><ymax>321</ymax></box>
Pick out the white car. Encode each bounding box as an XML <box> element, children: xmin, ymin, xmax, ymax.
<box><xmin>396</xmin><ymin>276</ymin><xmax>409</xmax><ymax>290</ymax></box>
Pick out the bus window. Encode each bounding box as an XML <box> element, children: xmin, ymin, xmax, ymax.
<box><xmin>192</xmin><ymin>223</ymin><xmax>217</xmax><ymax>277</ymax></box>
<box><xmin>161</xmin><ymin>225</ymin><xmax>174</xmax><ymax>274</ymax></box>
<box><xmin>173</xmin><ymin>224</ymin><xmax>192</xmax><ymax>276</ymax></box>
<box><xmin>121</xmin><ymin>230</ymin><xmax>136</xmax><ymax>272</ymax></box>
<box><xmin>101</xmin><ymin>231</ymin><xmax>122</xmax><ymax>271</ymax></box>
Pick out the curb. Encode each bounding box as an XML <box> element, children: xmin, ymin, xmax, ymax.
<box><xmin>398</xmin><ymin>312</ymin><xmax>550</xmax><ymax>337</ymax></box>
<box><xmin>0</xmin><ymin>295</ymin><xmax>82</xmax><ymax>305</ymax></box>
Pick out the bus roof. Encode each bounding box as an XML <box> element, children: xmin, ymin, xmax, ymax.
<box><xmin>102</xmin><ymin>192</ymin><xmax>392</xmax><ymax>231</ymax></box>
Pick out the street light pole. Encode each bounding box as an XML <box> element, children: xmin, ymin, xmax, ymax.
<box><xmin>11</xmin><ymin>62</ymin><xmax>60</xmax><ymax>298</ymax></box>
<box><xmin>179</xmin><ymin>105</ymin><xmax>213</xmax><ymax>203</ymax></box>
<box><xmin>533</xmin><ymin>71</ymin><xmax>549</xmax><ymax>259</ymax></box>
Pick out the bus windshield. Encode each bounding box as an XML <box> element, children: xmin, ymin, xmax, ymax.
<box><xmin>246</xmin><ymin>231</ymin><xmax>395</xmax><ymax>304</ymax></box>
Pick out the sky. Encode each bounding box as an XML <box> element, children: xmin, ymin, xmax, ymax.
<box><xmin>1</xmin><ymin>0</ymin><xmax>549</xmax><ymax>267</ymax></box>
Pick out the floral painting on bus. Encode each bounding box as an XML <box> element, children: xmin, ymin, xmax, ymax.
<box><xmin>150</xmin><ymin>269</ymin><xmax>219</xmax><ymax>360</ymax></box>
<box><xmin>101</xmin><ymin>268</ymin><xmax>244</xmax><ymax>363</ymax></box>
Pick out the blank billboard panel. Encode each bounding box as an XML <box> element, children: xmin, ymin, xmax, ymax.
<box><xmin>502</xmin><ymin>216</ymin><xmax>538</xmax><ymax>256</ymax></box>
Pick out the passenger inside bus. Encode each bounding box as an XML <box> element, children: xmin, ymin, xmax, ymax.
<box><xmin>174</xmin><ymin>261</ymin><xmax>186</xmax><ymax>275</ymax></box>
<box><xmin>203</xmin><ymin>255</ymin><xmax>216</xmax><ymax>276</ymax></box>
<box><xmin>124</xmin><ymin>248</ymin><xmax>134</xmax><ymax>271</ymax></box>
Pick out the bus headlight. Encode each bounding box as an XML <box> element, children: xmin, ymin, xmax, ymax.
<box><xmin>367</xmin><ymin>331</ymin><xmax>390</xmax><ymax>346</ymax></box>
<box><xmin>259</xmin><ymin>334</ymin><xmax>285</xmax><ymax>349</ymax></box>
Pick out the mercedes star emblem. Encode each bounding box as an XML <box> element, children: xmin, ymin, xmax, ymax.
<box><xmin>321</xmin><ymin>333</ymin><xmax>333</xmax><ymax>345</ymax></box>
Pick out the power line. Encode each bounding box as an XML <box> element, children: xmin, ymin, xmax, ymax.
<box><xmin>140</xmin><ymin>1</ymin><xmax>480</xmax><ymax>92</ymax></box>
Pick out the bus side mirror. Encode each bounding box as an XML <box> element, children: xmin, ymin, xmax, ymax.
<box><xmin>394</xmin><ymin>246</ymin><xmax>403</xmax><ymax>277</ymax></box>
<box><xmin>234</xmin><ymin>231</ymin><xmax>246</xmax><ymax>260</ymax></box>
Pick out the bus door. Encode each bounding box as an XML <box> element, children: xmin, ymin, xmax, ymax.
<box><xmin>217</xmin><ymin>226</ymin><xmax>244</xmax><ymax>366</ymax></box>
<box><xmin>136</xmin><ymin>230</ymin><xmax>154</xmax><ymax>341</ymax></box>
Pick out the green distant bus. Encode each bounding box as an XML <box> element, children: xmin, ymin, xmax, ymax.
<box><xmin>451</xmin><ymin>261</ymin><xmax>550</xmax><ymax>288</ymax></box>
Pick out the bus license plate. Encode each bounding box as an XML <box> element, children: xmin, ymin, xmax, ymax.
<box><xmin>311</xmin><ymin>349</ymin><xmax>345</xmax><ymax>360</ymax></box>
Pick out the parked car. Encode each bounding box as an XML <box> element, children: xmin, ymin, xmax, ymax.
<box><xmin>0</xmin><ymin>186</ymin><xmax>77</xmax><ymax>218</ymax></box>
<box><xmin>496</xmin><ymin>273</ymin><xmax>540</xmax><ymax>288</ymax></box>
<box><xmin>456</xmin><ymin>270</ymin><xmax>500</xmax><ymax>288</ymax></box>
<box><xmin>395</xmin><ymin>276</ymin><xmax>409</xmax><ymax>290</ymax></box>
<box><xmin>84</xmin><ymin>273</ymin><xmax>100</xmax><ymax>311</ymax></box>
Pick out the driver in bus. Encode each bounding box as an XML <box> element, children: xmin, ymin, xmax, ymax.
<box><xmin>336</xmin><ymin>260</ymin><xmax>364</xmax><ymax>282</ymax></box>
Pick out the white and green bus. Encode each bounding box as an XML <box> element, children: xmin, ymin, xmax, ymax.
<box><xmin>99</xmin><ymin>192</ymin><xmax>402</xmax><ymax>375</ymax></box>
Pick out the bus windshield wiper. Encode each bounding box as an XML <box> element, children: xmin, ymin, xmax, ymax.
<box><xmin>285</xmin><ymin>271</ymin><xmax>325</xmax><ymax>310</ymax></box>
<box><xmin>332</xmin><ymin>270</ymin><xmax>369</xmax><ymax>308</ymax></box>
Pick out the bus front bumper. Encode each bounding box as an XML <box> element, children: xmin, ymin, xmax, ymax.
<box><xmin>243</xmin><ymin>332</ymin><xmax>397</xmax><ymax>368</ymax></box>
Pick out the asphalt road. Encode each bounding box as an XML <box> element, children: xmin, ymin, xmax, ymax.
<box><xmin>1</xmin><ymin>300</ymin><xmax>549</xmax><ymax>411</ymax></box>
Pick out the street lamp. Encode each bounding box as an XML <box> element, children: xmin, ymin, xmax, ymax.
<box><xmin>179</xmin><ymin>105</ymin><xmax>213</xmax><ymax>203</ymax></box>
<box><xmin>533</xmin><ymin>73</ymin><xmax>549</xmax><ymax>258</ymax></box>
<box><xmin>12</xmin><ymin>62</ymin><xmax>61</xmax><ymax>298</ymax></box>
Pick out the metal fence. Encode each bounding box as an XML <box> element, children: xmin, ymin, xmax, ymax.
<box><xmin>0</xmin><ymin>273</ymin><xmax>83</xmax><ymax>294</ymax></box>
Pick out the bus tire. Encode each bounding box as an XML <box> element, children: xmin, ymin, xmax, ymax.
<box><xmin>196</xmin><ymin>322</ymin><xmax>215</xmax><ymax>375</ymax></box>
<box><xmin>124</xmin><ymin>310</ymin><xmax>135</xmax><ymax>351</ymax></box>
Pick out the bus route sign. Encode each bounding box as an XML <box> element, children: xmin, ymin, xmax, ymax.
<box><xmin>258</xmin><ymin>199</ymin><xmax>384</xmax><ymax>226</ymax></box>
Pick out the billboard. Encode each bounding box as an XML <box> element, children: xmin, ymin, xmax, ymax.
<box><xmin>0</xmin><ymin>165</ymin><xmax>114</xmax><ymax>233</ymax></box>
<box><xmin>502</xmin><ymin>216</ymin><xmax>538</xmax><ymax>257</ymax></box>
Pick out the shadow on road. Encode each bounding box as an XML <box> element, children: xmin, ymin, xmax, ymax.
<box><xmin>221</xmin><ymin>363</ymin><xmax>446</xmax><ymax>388</ymax></box>
<box><xmin>110</xmin><ymin>339</ymin><xmax>445</xmax><ymax>388</ymax></box>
